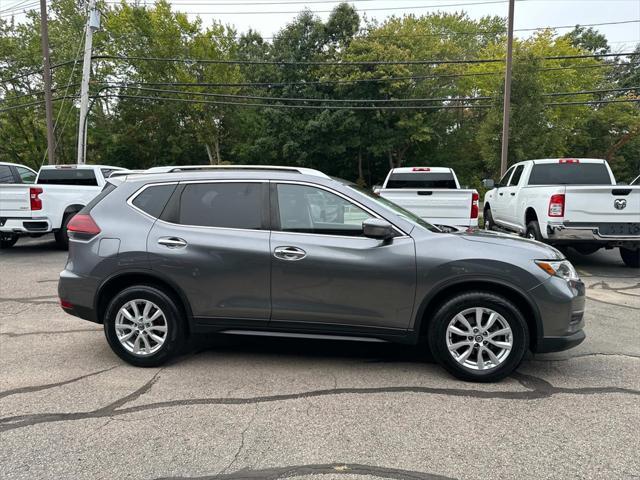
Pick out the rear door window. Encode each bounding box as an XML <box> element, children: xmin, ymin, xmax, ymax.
<box><xmin>508</xmin><ymin>165</ymin><xmax>524</xmax><ymax>186</ymax></box>
<box><xmin>16</xmin><ymin>166</ymin><xmax>36</xmax><ymax>184</ymax></box>
<box><xmin>529</xmin><ymin>163</ymin><xmax>612</xmax><ymax>185</ymax></box>
<box><xmin>37</xmin><ymin>168</ymin><xmax>98</xmax><ymax>186</ymax></box>
<box><xmin>386</xmin><ymin>172</ymin><xmax>457</xmax><ymax>189</ymax></box>
<box><xmin>176</xmin><ymin>182</ymin><xmax>265</xmax><ymax>229</ymax></box>
<box><xmin>0</xmin><ymin>165</ymin><xmax>15</xmax><ymax>183</ymax></box>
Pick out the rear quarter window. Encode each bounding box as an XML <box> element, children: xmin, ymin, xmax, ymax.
<box><xmin>528</xmin><ymin>163</ymin><xmax>612</xmax><ymax>185</ymax></box>
<box><xmin>38</xmin><ymin>168</ymin><xmax>98</xmax><ymax>186</ymax></box>
<box><xmin>131</xmin><ymin>184</ymin><xmax>177</xmax><ymax>218</ymax></box>
<box><xmin>386</xmin><ymin>172</ymin><xmax>457</xmax><ymax>189</ymax></box>
<box><xmin>0</xmin><ymin>165</ymin><xmax>14</xmax><ymax>183</ymax></box>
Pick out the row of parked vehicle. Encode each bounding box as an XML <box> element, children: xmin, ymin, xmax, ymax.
<box><xmin>0</xmin><ymin>159</ymin><xmax>637</xmax><ymax>381</ymax></box>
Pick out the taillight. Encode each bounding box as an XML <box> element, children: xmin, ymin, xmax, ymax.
<box><xmin>559</xmin><ymin>158</ymin><xmax>579</xmax><ymax>164</ymax></box>
<box><xmin>470</xmin><ymin>192</ymin><xmax>479</xmax><ymax>219</ymax></box>
<box><xmin>412</xmin><ymin>167</ymin><xmax>431</xmax><ymax>172</ymax></box>
<box><xmin>30</xmin><ymin>187</ymin><xmax>43</xmax><ymax>211</ymax></box>
<box><xmin>66</xmin><ymin>214</ymin><xmax>101</xmax><ymax>238</ymax></box>
<box><xmin>548</xmin><ymin>194</ymin><xmax>565</xmax><ymax>217</ymax></box>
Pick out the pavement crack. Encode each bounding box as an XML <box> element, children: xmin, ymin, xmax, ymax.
<box><xmin>0</xmin><ymin>366</ymin><xmax>118</xmax><ymax>400</ymax></box>
<box><xmin>1</xmin><ymin>371</ymin><xmax>638</xmax><ymax>434</ymax></box>
<box><xmin>221</xmin><ymin>405</ymin><xmax>258</xmax><ymax>474</ymax></box>
<box><xmin>153</xmin><ymin>462</ymin><xmax>456</xmax><ymax>480</ymax></box>
<box><xmin>0</xmin><ymin>328</ymin><xmax>100</xmax><ymax>338</ymax></box>
<box><xmin>586</xmin><ymin>296</ymin><xmax>640</xmax><ymax>310</ymax></box>
<box><xmin>0</xmin><ymin>295</ymin><xmax>58</xmax><ymax>305</ymax></box>
<box><xmin>530</xmin><ymin>352</ymin><xmax>640</xmax><ymax>362</ymax></box>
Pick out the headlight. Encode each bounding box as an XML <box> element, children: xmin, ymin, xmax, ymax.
<box><xmin>535</xmin><ymin>260</ymin><xmax>579</xmax><ymax>281</ymax></box>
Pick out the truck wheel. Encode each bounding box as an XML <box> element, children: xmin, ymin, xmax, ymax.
<box><xmin>525</xmin><ymin>221</ymin><xmax>543</xmax><ymax>242</ymax></box>
<box><xmin>483</xmin><ymin>207</ymin><xmax>494</xmax><ymax>231</ymax></box>
<box><xmin>428</xmin><ymin>291</ymin><xmax>528</xmax><ymax>382</ymax></box>
<box><xmin>103</xmin><ymin>285</ymin><xmax>186</xmax><ymax>367</ymax></box>
<box><xmin>620</xmin><ymin>248</ymin><xmax>640</xmax><ymax>268</ymax></box>
<box><xmin>0</xmin><ymin>235</ymin><xmax>18</xmax><ymax>249</ymax></box>
<box><xmin>54</xmin><ymin>213</ymin><xmax>75</xmax><ymax>249</ymax></box>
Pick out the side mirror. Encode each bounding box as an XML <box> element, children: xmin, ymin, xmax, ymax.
<box><xmin>482</xmin><ymin>179</ymin><xmax>495</xmax><ymax>189</ymax></box>
<box><xmin>363</xmin><ymin>218</ymin><xmax>394</xmax><ymax>240</ymax></box>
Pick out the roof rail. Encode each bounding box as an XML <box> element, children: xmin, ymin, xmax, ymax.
<box><xmin>145</xmin><ymin>165</ymin><xmax>330</xmax><ymax>178</ymax></box>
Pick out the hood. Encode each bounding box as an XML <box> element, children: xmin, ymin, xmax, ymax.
<box><xmin>456</xmin><ymin>230</ymin><xmax>564</xmax><ymax>260</ymax></box>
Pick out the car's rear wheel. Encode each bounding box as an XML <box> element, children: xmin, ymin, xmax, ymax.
<box><xmin>620</xmin><ymin>247</ymin><xmax>640</xmax><ymax>268</ymax></box>
<box><xmin>428</xmin><ymin>292</ymin><xmax>529</xmax><ymax>382</ymax></box>
<box><xmin>0</xmin><ymin>234</ymin><xmax>18</xmax><ymax>249</ymax></box>
<box><xmin>103</xmin><ymin>285</ymin><xmax>185</xmax><ymax>367</ymax></box>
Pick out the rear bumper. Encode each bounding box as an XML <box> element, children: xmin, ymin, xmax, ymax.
<box><xmin>546</xmin><ymin>223</ymin><xmax>640</xmax><ymax>247</ymax></box>
<box><xmin>0</xmin><ymin>217</ymin><xmax>51</xmax><ymax>234</ymax></box>
<box><xmin>58</xmin><ymin>269</ymin><xmax>99</xmax><ymax>323</ymax></box>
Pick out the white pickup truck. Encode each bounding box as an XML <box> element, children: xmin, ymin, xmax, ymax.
<box><xmin>373</xmin><ymin>167</ymin><xmax>479</xmax><ymax>228</ymax></box>
<box><xmin>483</xmin><ymin>158</ymin><xmax>640</xmax><ymax>267</ymax></box>
<box><xmin>0</xmin><ymin>164</ymin><xmax>123</xmax><ymax>249</ymax></box>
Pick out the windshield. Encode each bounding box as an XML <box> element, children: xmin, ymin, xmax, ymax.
<box><xmin>347</xmin><ymin>185</ymin><xmax>441</xmax><ymax>233</ymax></box>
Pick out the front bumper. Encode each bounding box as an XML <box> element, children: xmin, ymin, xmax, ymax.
<box><xmin>547</xmin><ymin>222</ymin><xmax>640</xmax><ymax>247</ymax></box>
<box><xmin>529</xmin><ymin>276</ymin><xmax>586</xmax><ymax>353</ymax></box>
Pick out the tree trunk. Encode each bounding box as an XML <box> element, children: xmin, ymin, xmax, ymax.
<box><xmin>214</xmin><ymin>136</ymin><xmax>221</xmax><ymax>165</ymax></box>
<box><xmin>205</xmin><ymin>143</ymin><xmax>215</xmax><ymax>165</ymax></box>
<box><xmin>357</xmin><ymin>147</ymin><xmax>364</xmax><ymax>185</ymax></box>
<box><xmin>388</xmin><ymin>151</ymin><xmax>394</xmax><ymax>169</ymax></box>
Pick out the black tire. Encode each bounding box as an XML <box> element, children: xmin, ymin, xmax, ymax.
<box><xmin>525</xmin><ymin>220</ymin><xmax>543</xmax><ymax>242</ymax></box>
<box><xmin>483</xmin><ymin>207</ymin><xmax>494</xmax><ymax>231</ymax></box>
<box><xmin>0</xmin><ymin>235</ymin><xmax>18</xmax><ymax>249</ymax></box>
<box><xmin>54</xmin><ymin>212</ymin><xmax>75</xmax><ymax>249</ymax></box>
<box><xmin>573</xmin><ymin>245</ymin><xmax>600</xmax><ymax>256</ymax></box>
<box><xmin>620</xmin><ymin>248</ymin><xmax>640</xmax><ymax>268</ymax></box>
<box><xmin>103</xmin><ymin>285</ymin><xmax>186</xmax><ymax>367</ymax></box>
<box><xmin>427</xmin><ymin>291</ymin><xmax>529</xmax><ymax>382</ymax></box>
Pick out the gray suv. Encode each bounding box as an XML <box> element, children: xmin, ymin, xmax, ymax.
<box><xmin>58</xmin><ymin>166</ymin><xmax>586</xmax><ymax>382</ymax></box>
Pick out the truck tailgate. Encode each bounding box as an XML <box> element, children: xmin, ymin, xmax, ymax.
<box><xmin>378</xmin><ymin>189</ymin><xmax>473</xmax><ymax>225</ymax></box>
<box><xmin>564</xmin><ymin>186</ymin><xmax>640</xmax><ymax>226</ymax></box>
<box><xmin>0</xmin><ymin>185</ymin><xmax>33</xmax><ymax>218</ymax></box>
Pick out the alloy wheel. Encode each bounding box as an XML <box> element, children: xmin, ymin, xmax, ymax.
<box><xmin>115</xmin><ymin>299</ymin><xmax>168</xmax><ymax>356</ymax></box>
<box><xmin>446</xmin><ymin>307</ymin><xmax>513</xmax><ymax>371</ymax></box>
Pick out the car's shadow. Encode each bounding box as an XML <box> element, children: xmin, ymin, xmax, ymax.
<box><xmin>0</xmin><ymin>235</ymin><xmax>62</xmax><ymax>255</ymax></box>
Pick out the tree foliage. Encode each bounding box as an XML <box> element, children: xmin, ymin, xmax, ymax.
<box><xmin>1</xmin><ymin>0</ymin><xmax>638</xmax><ymax>186</ymax></box>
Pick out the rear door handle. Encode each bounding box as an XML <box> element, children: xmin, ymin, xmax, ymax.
<box><xmin>510</xmin><ymin>192</ymin><xmax>516</xmax><ymax>196</ymax></box>
<box><xmin>499</xmin><ymin>192</ymin><xmax>504</xmax><ymax>196</ymax></box>
<box><xmin>273</xmin><ymin>246</ymin><xmax>307</xmax><ymax>261</ymax></box>
<box><xmin>158</xmin><ymin>237</ymin><xmax>188</xmax><ymax>248</ymax></box>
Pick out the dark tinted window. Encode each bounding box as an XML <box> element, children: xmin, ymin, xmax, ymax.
<box><xmin>386</xmin><ymin>172</ymin><xmax>457</xmax><ymax>189</ymax></box>
<box><xmin>178</xmin><ymin>182</ymin><xmax>263</xmax><ymax>229</ymax></box>
<box><xmin>131</xmin><ymin>184</ymin><xmax>177</xmax><ymax>218</ymax></box>
<box><xmin>37</xmin><ymin>168</ymin><xmax>98</xmax><ymax>186</ymax></box>
<box><xmin>508</xmin><ymin>165</ymin><xmax>524</xmax><ymax>186</ymax></box>
<box><xmin>16</xmin><ymin>166</ymin><xmax>36</xmax><ymax>183</ymax></box>
<box><xmin>0</xmin><ymin>165</ymin><xmax>14</xmax><ymax>183</ymax></box>
<box><xmin>528</xmin><ymin>162</ymin><xmax>612</xmax><ymax>185</ymax></box>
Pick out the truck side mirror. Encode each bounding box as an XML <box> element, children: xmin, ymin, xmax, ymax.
<box><xmin>482</xmin><ymin>179</ymin><xmax>495</xmax><ymax>189</ymax></box>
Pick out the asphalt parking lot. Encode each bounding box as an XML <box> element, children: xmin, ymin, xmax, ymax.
<box><xmin>1</xmin><ymin>236</ymin><xmax>639</xmax><ymax>480</ymax></box>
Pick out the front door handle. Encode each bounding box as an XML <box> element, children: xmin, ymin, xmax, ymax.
<box><xmin>273</xmin><ymin>246</ymin><xmax>307</xmax><ymax>261</ymax></box>
<box><xmin>158</xmin><ymin>237</ymin><xmax>188</xmax><ymax>248</ymax></box>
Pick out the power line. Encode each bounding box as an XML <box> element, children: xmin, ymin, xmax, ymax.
<box><xmin>94</xmin><ymin>51</ymin><xmax>636</xmax><ymax>67</ymax></box>
<box><xmin>0</xmin><ymin>95</ymin><xmax>78</xmax><ymax>114</ymax></box>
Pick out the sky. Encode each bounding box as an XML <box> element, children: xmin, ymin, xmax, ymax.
<box><xmin>1</xmin><ymin>0</ymin><xmax>639</xmax><ymax>51</ymax></box>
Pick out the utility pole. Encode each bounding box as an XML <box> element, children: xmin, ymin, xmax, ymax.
<box><xmin>499</xmin><ymin>0</ymin><xmax>515</xmax><ymax>176</ymax></box>
<box><xmin>77</xmin><ymin>0</ymin><xmax>99</xmax><ymax>165</ymax></box>
<box><xmin>39</xmin><ymin>0</ymin><xmax>56</xmax><ymax>165</ymax></box>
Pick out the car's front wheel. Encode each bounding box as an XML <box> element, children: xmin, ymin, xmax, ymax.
<box><xmin>428</xmin><ymin>292</ymin><xmax>529</xmax><ymax>382</ymax></box>
<box><xmin>103</xmin><ymin>285</ymin><xmax>186</xmax><ymax>367</ymax></box>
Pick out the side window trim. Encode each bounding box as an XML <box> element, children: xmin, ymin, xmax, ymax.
<box><xmin>154</xmin><ymin>180</ymin><xmax>268</xmax><ymax>232</ymax></box>
<box><xmin>271</xmin><ymin>180</ymin><xmax>407</xmax><ymax>237</ymax></box>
